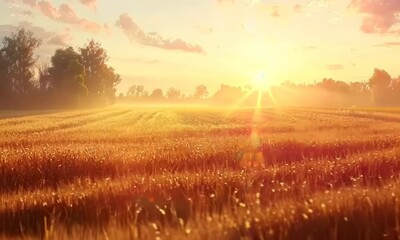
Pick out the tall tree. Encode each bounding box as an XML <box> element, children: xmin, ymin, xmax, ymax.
<box><xmin>48</xmin><ymin>47</ymin><xmax>87</xmax><ymax>105</ymax></box>
<box><xmin>0</xmin><ymin>29</ymin><xmax>41</xmax><ymax>107</ymax></box>
<box><xmin>80</xmin><ymin>40</ymin><xmax>121</xmax><ymax>101</ymax></box>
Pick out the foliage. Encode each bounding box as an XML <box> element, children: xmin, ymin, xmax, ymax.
<box><xmin>80</xmin><ymin>40</ymin><xmax>121</xmax><ymax>103</ymax></box>
<box><xmin>369</xmin><ymin>68</ymin><xmax>397</xmax><ymax>105</ymax></box>
<box><xmin>0</xmin><ymin>29</ymin><xmax>121</xmax><ymax>109</ymax></box>
<box><xmin>0</xmin><ymin>29</ymin><xmax>41</xmax><ymax>108</ymax></box>
<box><xmin>48</xmin><ymin>47</ymin><xmax>88</xmax><ymax>103</ymax></box>
<box><xmin>150</xmin><ymin>88</ymin><xmax>164</xmax><ymax>101</ymax></box>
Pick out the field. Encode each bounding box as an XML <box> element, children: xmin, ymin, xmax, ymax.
<box><xmin>1</xmin><ymin>106</ymin><xmax>400</xmax><ymax>239</ymax></box>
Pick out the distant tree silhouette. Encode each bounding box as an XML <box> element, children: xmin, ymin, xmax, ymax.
<box><xmin>127</xmin><ymin>85</ymin><xmax>148</xmax><ymax>98</ymax></box>
<box><xmin>213</xmin><ymin>84</ymin><xmax>245</xmax><ymax>104</ymax></box>
<box><xmin>0</xmin><ymin>29</ymin><xmax>41</xmax><ymax>108</ymax></box>
<box><xmin>194</xmin><ymin>85</ymin><xmax>208</xmax><ymax>100</ymax></box>
<box><xmin>38</xmin><ymin>62</ymin><xmax>51</xmax><ymax>93</ymax></box>
<box><xmin>316</xmin><ymin>78</ymin><xmax>351</xmax><ymax>93</ymax></box>
<box><xmin>349</xmin><ymin>82</ymin><xmax>369</xmax><ymax>94</ymax></box>
<box><xmin>150</xmin><ymin>88</ymin><xmax>164</xmax><ymax>101</ymax></box>
<box><xmin>391</xmin><ymin>76</ymin><xmax>400</xmax><ymax>103</ymax></box>
<box><xmin>48</xmin><ymin>47</ymin><xmax>88</xmax><ymax>106</ymax></box>
<box><xmin>166</xmin><ymin>87</ymin><xmax>181</xmax><ymax>101</ymax></box>
<box><xmin>369</xmin><ymin>69</ymin><xmax>392</xmax><ymax>105</ymax></box>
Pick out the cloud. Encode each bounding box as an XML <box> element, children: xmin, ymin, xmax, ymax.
<box><xmin>326</xmin><ymin>64</ymin><xmax>344</xmax><ymax>70</ymax></box>
<box><xmin>349</xmin><ymin>0</ymin><xmax>400</xmax><ymax>34</ymax></box>
<box><xmin>10</xmin><ymin>10</ymin><xmax>33</xmax><ymax>17</ymax></box>
<box><xmin>47</xmin><ymin>33</ymin><xmax>73</xmax><ymax>46</ymax></box>
<box><xmin>0</xmin><ymin>21</ymin><xmax>53</xmax><ymax>39</ymax></box>
<box><xmin>116</xmin><ymin>13</ymin><xmax>205</xmax><ymax>55</ymax></box>
<box><xmin>4</xmin><ymin>0</ymin><xmax>34</xmax><ymax>17</ymax></box>
<box><xmin>79</xmin><ymin>0</ymin><xmax>96</xmax><ymax>9</ymax></box>
<box><xmin>22</xmin><ymin>10</ymin><xmax>33</xmax><ymax>16</ymax></box>
<box><xmin>375</xmin><ymin>42</ymin><xmax>400</xmax><ymax>47</ymax></box>
<box><xmin>20</xmin><ymin>0</ymin><xmax>106</xmax><ymax>34</ymax></box>
<box><xmin>22</xmin><ymin>0</ymin><xmax>36</xmax><ymax>7</ymax></box>
<box><xmin>0</xmin><ymin>21</ymin><xmax>73</xmax><ymax>47</ymax></box>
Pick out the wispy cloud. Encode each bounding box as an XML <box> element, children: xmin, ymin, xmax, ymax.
<box><xmin>0</xmin><ymin>21</ymin><xmax>72</xmax><ymax>47</ymax></box>
<box><xmin>0</xmin><ymin>21</ymin><xmax>53</xmax><ymax>39</ymax></box>
<box><xmin>78</xmin><ymin>0</ymin><xmax>96</xmax><ymax>9</ymax></box>
<box><xmin>19</xmin><ymin>0</ymin><xmax>106</xmax><ymax>34</ymax></box>
<box><xmin>350</xmin><ymin>0</ymin><xmax>400</xmax><ymax>34</ymax></box>
<box><xmin>375</xmin><ymin>42</ymin><xmax>400</xmax><ymax>47</ymax></box>
<box><xmin>326</xmin><ymin>64</ymin><xmax>344</xmax><ymax>70</ymax></box>
<box><xmin>47</xmin><ymin>33</ymin><xmax>73</xmax><ymax>46</ymax></box>
<box><xmin>116</xmin><ymin>13</ymin><xmax>205</xmax><ymax>55</ymax></box>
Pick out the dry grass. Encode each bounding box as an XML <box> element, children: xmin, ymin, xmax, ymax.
<box><xmin>1</xmin><ymin>106</ymin><xmax>400</xmax><ymax>239</ymax></box>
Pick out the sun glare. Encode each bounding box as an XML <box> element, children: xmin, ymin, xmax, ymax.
<box><xmin>252</xmin><ymin>70</ymin><xmax>270</xmax><ymax>91</ymax></box>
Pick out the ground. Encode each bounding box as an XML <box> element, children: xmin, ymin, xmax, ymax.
<box><xmin>1</xmin><ymin>106</ymin><xmax>400</xmax><ymax>239</ymax></box>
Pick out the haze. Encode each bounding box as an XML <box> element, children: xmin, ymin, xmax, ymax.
<box><xmin>1</xmin><ymin>0</ymin><xmax>399</xmax><ymax>94</ymax></box>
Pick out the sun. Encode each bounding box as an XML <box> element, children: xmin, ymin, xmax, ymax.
<box><xmin>251</xmin><ymin>70</ymin><xmax>278</xmax><ymax>107</ymax></box>
<box><xmin>252</xmin><ymin>70</ymin><xmax>270</xmax><ymax>91</ymax></box>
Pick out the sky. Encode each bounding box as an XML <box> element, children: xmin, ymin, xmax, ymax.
<box><xmin>0</xmin><ymin>0</ymin><xmax>400</xmax><ymax>95</ymax></box>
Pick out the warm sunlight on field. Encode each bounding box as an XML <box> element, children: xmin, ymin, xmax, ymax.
<box><xmin>2</xmin><ymin>106</ymin><xmax>400</xmax><ymax>239</ymax></box>
<box><xmin>1</xmin><ymin>0</ymin><xmax>400</xmax><ymax>238</ymax></box>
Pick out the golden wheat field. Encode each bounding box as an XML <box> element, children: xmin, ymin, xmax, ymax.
<box><xmin>1</xmin><ymin>106</ymin><xmax>400</xmax><ymax>239</ymax></box>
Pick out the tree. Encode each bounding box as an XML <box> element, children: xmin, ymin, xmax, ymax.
<box><xmin>127</xmin><ymin>85</ymin><xmax>137</xmax><ymax>97</ymax></box>
<box><xmin>150</xmin><ymin>88</ymin><xmax>164</xmax><ymax>101</ymax></box>
<box><xmin>369</xmin><ymin>68</ymin><xmax>392</xmax><ymax>105</ymax></box>
<box><xmin>0</xmin><ymin>29</ymin><xmax>41</xmax><ymax>107</ymax></box>
<box><xmin>80</xmin><ymin>40</ymin><xmax>121</xmax><ymax>101</ymax></box>
<box><xmin>38</xmin><ymin>62</ymin><xmax>51</xmax><ymax>93</ymax></box>
<box><xmin>127</xmin><ymin>85</ymin><xmax>147</xmax><ymax>98</ymax></box>
<box><xmin>166</xmin><ymin>87</ymin><xmax>181</xmax><ymax>101</ymax></box>
<box><xmin>48</xmin><ymin>47</ymin><xmax>88</xmax><ymax>105</ymax></box>
<box><xmin>212</xmin><ymin>84</ymin><xmax>247</xmax><ymax>105</ymax></box>
<box><xmin>194</xmin><ymin>84</ymin><xmax>208</xmax><ymax>100</ymax></box>
<box><xmin>349</xmin><ymin>82</ymin><xmax>368</xmax><ymax>94</ymax></box>
<box><xmin>102</xmin><ymin>66</ymin><xmax>121</xmax><ymax>103</ymax></box>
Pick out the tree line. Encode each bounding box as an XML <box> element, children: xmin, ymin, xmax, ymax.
<box><xmin>122</xmin><ymin>84</ymin><xmax>209</xmax><ymax>103</ymax></box>
<box><xmin>120</xmin><ymin>68</ymin><xmax>400</xmax><ymax>107</ymax></box>
<box><xmin>0</xmin><ymin>29</ymin><xmax>120</xmax><ymax>109</ymax></box>
<box><xmin>1</xmin><ymin>29</ymin><xmax>400</xmax><ymax>109</ymax></box>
